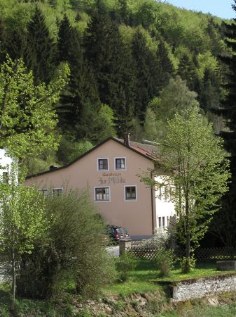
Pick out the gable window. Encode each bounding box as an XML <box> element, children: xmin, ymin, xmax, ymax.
<box><xmin>98</xmin><ymin>158</ymin><xmax>108</xmax><ymax>171</ymax></box>
<box><xmin>52</xmin><ymin>188</ymin><xmax>63</xmax><ymax>196</ymax></box>
<box><xmin>115</xmin><ymin>158</ymin><xmax>126</xmax><ymax>170</ymax></box>
<box><xmin>125</xmin><ymin>186</ymin><xmax>136</xmax><ymax>200</ymax></box>
<box><xmin>95</xmin><ymin>187</ymin><xmax>110</xmax><ymax>201</ymax></box>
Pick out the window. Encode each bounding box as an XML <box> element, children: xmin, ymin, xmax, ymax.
<box><xmin>2</xmin><ymin>172</ymin><xmax>9</xmax><ymax>184</ymax></box>
<box><xmin>115</xmin><ymin>158</ymin><xmax>126</xmax><ymax>170</ymax></box>
<box><xmin>95</xmin><ymin>187</ymin><xmax>110</xmax><ymax>201</ymax></box>
<box><xmin>39</xmin><ymin>189</ymin><xmax>48</xmax><ymax>196</ymax></box>
<box><xmin>162</xmin><ymin>217</ymin><xmax>165</xmax><ymax>228</ymax></box>
<box><xmin>52</xmin><ymin>188</ymin><xmax>63</xmax><ymax>196</ymax></box>
<box><xmin>125</xmin><ymin>186</ymin><xmax>136</xmax><ymax>200</ymax></box>
<box><xmin>98</xmin><ymin>158</ymin><xmax>108</xmax><ymax>171</ymax></box>
<box><xmin>158</xmin><ymin>216</ymin><xmax>166</xmax><ymax>228</ymax></box>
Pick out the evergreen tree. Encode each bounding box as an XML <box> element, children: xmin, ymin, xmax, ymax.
<box><xmin>208</xmin><ymin>1</ymin><xmax>236</xmax><ymax>247</ymax></box>
<box><xmin>131</xmin><ymin>29</ymin><xmax>158</xmax><ymax>122</ymax></box>
<box><xmin>177</xmin><ymin>53</ymin><xmax>199</xmax><ymax>93</ymax></box>
<box><xmin>156</xmin><ymin>39</ymin><xmax>174</xmax><ymax>92</ymax></box>
<box><xmin>24</xmin><ymin>7</ymin><xmax>56</xmax><ymax>84</ymax></box>
<box><xmin>84</xmin><ymin>7</ymin><xmax>136</xmax><ymax>135</ymax></box>
<box><xmin>57</xmin><ymin>14</ymin><xmax>100</xmax><ymax>133</ymax></box>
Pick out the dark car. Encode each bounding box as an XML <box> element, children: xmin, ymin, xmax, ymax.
<box><xmin>107</xmin><ymin>225</ymin><xmax>131</xmax><ymax>242</ymax></box>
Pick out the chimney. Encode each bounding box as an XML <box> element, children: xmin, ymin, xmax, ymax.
<box><xmin>124</xmin><ymin>133</ymin><xmax>130</xmax><ymax>147</ymax></box>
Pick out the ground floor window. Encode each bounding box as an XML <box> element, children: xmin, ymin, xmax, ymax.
<box><xmin>125</xmin><ymin>186</ymin><xmax>136</xmax><ymax>200</ymax></box>
<box><xmin>52</xmin><ymin>188</ymin><xmax>63</xmax><ymax>196</ymax></box>
<box><xmin>95</xmin><ymin>187</ymin><xmax>110</xmax><ymax>201</ymax></box>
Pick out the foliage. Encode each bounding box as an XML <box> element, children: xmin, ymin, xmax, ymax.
<box><xmin>17</xmin><ymin>190</ymin><xmax>116</xmax><ymax>299</ymax></box>
<box><xmin>154</xmin><ymin>247</ymin><xmax>175</xmax><ymax>277</ymax></box>
<box><xmin>116</xmin><ymin>253</ymin><xmax>137</xmax><ymax>282</ymax></box>
<box><xmin>0</xmin><ymin>0</ymin><xmax>228</xmax><ymax>166</ymax></box>
<box><xmin>144</xmin><ymin>76</ymin><xmax>199</xmax><ymax>140</ymax></box>
<box><xmin>179</xmin><ymin>256</ymin><xmax>196</xmax><ymax>274</ymax></box>
<box><xmin>0</xmin><ymin>56</ymin><xmax>69</xmax><ymax>165</ymax></box>
<box><xmin>159</xmin><ymin>106</ymin><xmax>230</xmax><ymax>272</ymax></box>
<box><xmin>57</xmin><ymin>134</ymin><xmax>93</xmax><ymax>165</ymax></box>
<box><xmin>0</xmin><ymin>177</ymin><xmax>48</xmax><ymax>303</ymax></box>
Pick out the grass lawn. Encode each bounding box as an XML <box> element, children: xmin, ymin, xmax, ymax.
<box><xmin>103</xmin><ymin>259</ymin><xmax>236</xmax><ymax>296</ymax></box>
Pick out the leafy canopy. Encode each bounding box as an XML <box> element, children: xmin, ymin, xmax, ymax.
<box><xmin>0</xmin><ymin>57</ymin><xmax>69</xmax><ymax>160</ymax></box>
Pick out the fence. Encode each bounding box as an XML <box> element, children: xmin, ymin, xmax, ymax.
<box><xmin>119</xmin><ymin>240</ymin><xmax>236</xmax><ymax>262</ymax></box>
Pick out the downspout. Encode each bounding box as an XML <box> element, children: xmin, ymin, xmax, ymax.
<box><xmin>151</xmin><ymin>170</ymin><xmax>156</xmax><ymax>235</ymax></box>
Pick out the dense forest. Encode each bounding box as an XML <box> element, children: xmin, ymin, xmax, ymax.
<box><xmin>0</xmin><ymin>0</ymin><xmax>229</xmax><ymax>171</ymax></box>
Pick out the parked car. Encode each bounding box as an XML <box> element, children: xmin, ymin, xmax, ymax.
<box><xmin>107</xmin><ymin>225</ymin><xmax>131</xmax><ymax>243</ymax></box>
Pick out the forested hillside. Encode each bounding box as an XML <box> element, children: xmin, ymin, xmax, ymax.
<box><xmin>0</xmin><ymin>0</ymin><xmax>229</xmax><ymax>171</ymax></box>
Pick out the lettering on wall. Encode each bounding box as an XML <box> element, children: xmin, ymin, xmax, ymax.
<box><xmin>98</xmin><ymin>172</ymin><xmax>126</xmax><ymax>185</ymax></box>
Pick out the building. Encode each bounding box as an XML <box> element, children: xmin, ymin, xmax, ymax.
<box><xmin>25</xmin><ymin>137</ymin><xmax>175</xmax><ymax>238</ymax></box>
<box><xmin>0</xmin><ymin>149</ymin><xmax>15</xmax><ymax>184</ymax></box>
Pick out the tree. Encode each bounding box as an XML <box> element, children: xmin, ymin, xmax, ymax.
<box><xmin>156</xmin><ymin>39</ymin><xmax>174</xmax><ymax>92</ymax></box>
<box><xmin>177</xmin><ymin>53</ymin><xmax>199</xmax><ymax>92</ymax></box>
<box><xmin>158</xmin><ymin>106</ymin><xmax>229</xmax><ymax>272</ymax></box>
<box><xmin>0</xmin><ymin>179</ymin><xmax>48</xmax><ymax>305</ymax></box>
<box><xmin>210</xmin><ymin>1</ymin><xmax>236</xmax><ymax>247</ymax></box>
<box><xmin>17</xmin><ymin>190</ymin><xmax>116</xmax><ymax>299</ymax></box>
<box><xmin>24</xmin><ymin>6</ymin><xmax>56</xmax><ymax>84</ymax></box>
<box><xmin>144</xmin><ymin>76</ymin><xmax>199</xmax><ymax>140</ymax></box>
<box><xmin>57</xmin><ymin>15</ymin><xmax>100</xmax><ymax>131</ymax></box>
<box><xmin>0</xmin><ymin>57</ymin><xmax>69</xmax><ymax>166</ymax></box>
<box><xmin>131</xmin><ymin>29</ymin><xmax>158</xmax><ymax>122</ymax></box>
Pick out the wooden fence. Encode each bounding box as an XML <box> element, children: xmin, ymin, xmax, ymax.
<box><xmin>122</xmin><ymin>240</ymin><xmax>236</xmax><ymax>262</ymax></box>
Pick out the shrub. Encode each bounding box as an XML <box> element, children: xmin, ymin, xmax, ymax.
<box><xmin>154</xmin><ymin>247</ymin><xmax>175</xmax><ymax>277</ymax></box>
<box><xmin>116</xmin><ymin>253</ymin><xmax>137</xmax><ymax>282</ymax></box>
<box><xmin>180</xmin><ymin>256</ymin><xmax>196</xmax><ymax>273</ymax></box>
<box><xmin>17</xmin><ymin>190</ymin><xmax>116</xmax><ymax>299</ymax></box>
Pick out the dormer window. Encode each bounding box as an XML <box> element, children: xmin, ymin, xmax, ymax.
<box><xmin>98</xmin><ymin>158</ymin><xmax>108</xmax><ymax>171</ymax></box>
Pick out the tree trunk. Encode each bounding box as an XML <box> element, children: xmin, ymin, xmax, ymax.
<box><xmin>11</xmin><ymin>248</ymin><xmax>16</xmax><ymax>307</ymax></box>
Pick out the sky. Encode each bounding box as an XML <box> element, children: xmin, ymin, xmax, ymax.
<box><xmin>164</xmin><ymin>0</ymin><xmax>235</xmax><ymax>20</ymax></box>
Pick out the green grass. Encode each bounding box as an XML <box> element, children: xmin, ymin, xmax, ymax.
<box><xmin>159</xmin><ymin>303</ymin><xmax>236</xmax><ymax>317</ymax></box>
<box><xmin>103</xmin><ymin>259</ymin><xmax>236</xmax><ymax>296</ymax></box>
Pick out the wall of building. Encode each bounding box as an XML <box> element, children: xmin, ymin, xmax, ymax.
<box><xmin>154</xmin><ymin>175</ymin><xmax>175</xmax><ymax>233</ymax></box>
<box><xmin>25</xmin><ymin>139</ymin><xmax>156</xmax><ymax>236</ymax></box>
<box><xmin>0</xmin><ymin>149</ymin><xmax>15</xmax><ymax>182</ymax></box>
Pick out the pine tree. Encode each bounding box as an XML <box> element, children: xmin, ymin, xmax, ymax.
<box><xmin>156</xmin><ymin>39</ymin><xmax>174</xmax><ymax>92</ymax></box>
<box><xmin>84</xmin><ymin>6</ymin><xmax>136</xmax><ymax>135</ymax></box>
<box><xmin>208</xmin><ymin>1</ymin><xmax>236</xmax><ymax>248</ymax></box>
<box><xmin>131</xmin><ymin>29</ymin><xmax>158</xmax><ymax>122</ymax></box>
<box><xmin>57</xmin><ymin>14</ymin><xmax>100</xmax><ymax>134</ymax></box>
<box><xmin>177</xmin><ymin>53</ymin><xmax>199</xmax><ymax>92</ymax></box>
<box><xmin>24</xmin><ymin>7</ymin><xmax>56</xmax><ymax>84</ymax></box>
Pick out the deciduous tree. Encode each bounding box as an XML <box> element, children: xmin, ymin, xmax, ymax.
<box><xmin>0</xmin><ymin>57</ymin><xmax>69</xmax><ymax>165</ymax></box>
<box><xmin>159</xmin><ymin>106</ymin><xmax>229</xmax><ymax>272</ymax></box>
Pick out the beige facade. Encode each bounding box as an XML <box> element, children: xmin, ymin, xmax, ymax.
<box><xmin>25</xmin><ymin>138</ymin><xmax>174</xmax><ymax>237</ymax></box>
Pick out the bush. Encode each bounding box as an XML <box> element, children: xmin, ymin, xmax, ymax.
<box><xmin>17</xmin><ymin>190</ymin><xmax>116</xmax><ymax>299</ymax></box>
<box><xmin>116</xmin><ymin>253</ymin><xmax>137</xmax><ymax>282</ymax></box>
<box><xmin>154</xmin><ymin>247</ymin><xmax>175</xmax><ymax>277</ymax></box>
<box><xmin>180</xmin><ymin>256</ymin><xmax>196</xmax><ymax>273</ymax></box>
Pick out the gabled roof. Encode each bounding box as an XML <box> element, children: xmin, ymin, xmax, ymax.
<box><xmin>26</xmin><ymin>137</ymin><xmax>159</xmax><ymax>179</ymax></box>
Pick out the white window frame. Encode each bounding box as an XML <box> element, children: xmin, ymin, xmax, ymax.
<box><xmin>94</xmin><ymin>186</ymin><xmax>111</xmax><ymax>202</ymax></box>
<box><xmin>124</xmin><ymin>185</ymin><xmax>137</xmax><ymax>201</ymax></box>
<box><xmin>114</xmin><ymin>157</ymin><xmax>126</xmax><ymax>170</ymax></box>
<box><xmin>97</xmin><ymin>158</ymin><xmax>109</xmax><ymax>171</ymax></box>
